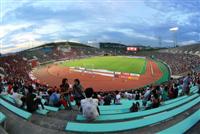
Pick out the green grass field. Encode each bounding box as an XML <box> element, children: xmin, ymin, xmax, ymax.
<box><xmin>61</xmin><ymin>56</ymin><xmax>147</xmax><ymax>74</ymax></box>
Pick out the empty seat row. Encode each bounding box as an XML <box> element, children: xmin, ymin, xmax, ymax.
<box><xmin>158</xmin><ymin>109</ymin><xmax>200</xmax><ymax>134</ymax></box>
<box><xmin>76</xmin><ymin>93</ymin><xmax>198</xmax><ymax>121</ymax></box>
<box><xmin>0</xmin><ymin>98</ymin><xmax>31</xmax><ymax>120</ymax></box>
<box><xmin>65</xmin><ymin>96</ymin><xmax>200</xmax><ymax>133</ymax></box>
<box><xmin>0</xmin><ymin>95</ymin><xmax>49</xmax><ymax>115</ymax></box>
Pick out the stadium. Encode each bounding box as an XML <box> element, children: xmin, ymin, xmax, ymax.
<box><xmin>0</xmin><ymin>0</ymin><xmax>200</xmax><ymax>134</ymax></box>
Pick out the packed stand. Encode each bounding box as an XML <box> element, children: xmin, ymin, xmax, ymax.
<box><xmin>154</xmin><ymin>53</ymin><xmax>200</xmax><ymax>75</ymax></box>
<box><xmin>0</xmin><ymin>71</ymin><xmax>200</xmax><ymax>120</ymax></box>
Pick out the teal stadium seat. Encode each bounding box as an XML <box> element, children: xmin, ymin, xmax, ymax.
<box><xmin>0</xmin><ymin>98</ymin><xmax>31</xmax><ymax>120</ymax></box>
<box><xmin>76</xmin><ymin>94</ymin><xmax>198</xmax><ymax>121</ymax></box>
<box><xmin>95</xmin><ymin>86</ymin><xmax>198</xmax><ymax>115</ymax></box>
<box><xmin>44</xmin><ymin>105</ymin><xmax>59</xmax><ymax>112</ymax></box>
<box><xmin>36</xmin><ymin>109</ymin><xmax>49</xmax><ymax>115</ymax></box>
<box><xmin>65</xmin><ymin>96</ymin><xmax>200</xmax><ymax>133</ymax></box>
<box><xmin>98</xmin><ymin>100</ymin><xmax>141</xmax><ymax>111</ymax></box>
<box><xmin>98</xmin><ymin>95</ymin><xmax>188</xmax><ymax>115</ymax></box>
<box><xmin>157</xmin><ymin>109</ymin><xmax>200</xmax><ymax>134</ymax></box>
<box><xmin>0</xmin><ymin>95</ymin><xmax>49</xmax><ymax>115</ymax></box>
<box><xmin>41</xmin><ymin>99</ymin><xmax>59</xmax><ymax>112</ymax></box>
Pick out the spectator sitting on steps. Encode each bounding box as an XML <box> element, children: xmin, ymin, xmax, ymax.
<box><xmin>26</xmin><ymin>85</ymin><xmax>44</xmax><ymax>112</ymax></box>
<box><xmin>80</xmin><ymin>87</ymin><xmax>100</xmax><ymax>121</ymax></box>
<box><xmin>114</xmin><ymin>91</ymin><xmax>121</xmax><ymax>105</ymax></box>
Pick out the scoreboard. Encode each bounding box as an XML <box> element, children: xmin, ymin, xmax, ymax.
<box><xmin>126</xmin><ymin>47</ymin><xmax>138</xmax><ymax>51</ymax></box>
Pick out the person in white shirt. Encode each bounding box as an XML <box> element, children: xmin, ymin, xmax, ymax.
<box><xmin>114</xmin><ymin>91</ymin><xmax>121</xmax><ymax>105</ymax></box>
<box><xmin>80</xmin><ymin>88</ymin><xmax>100</xmax><ymax>120</ymax></box>
<box><xmin>125</xmin><ymin>92</ymin><xmax>133</xmax><ymax>100</ymax></box>
<box><xmin>143</xmin><ymin>87</ymin><xmax>151</xmax><ymax>101</ymax></box>
<box><xmin>12</xmin><ymin>86</ymin><xmax>25</xmax><ymax>107</ymax></box>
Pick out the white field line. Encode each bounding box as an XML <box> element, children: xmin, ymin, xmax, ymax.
<box><xmin>150</xmin><ymin>61</ymin><xmax>154</xmax><ymax>76</ymax></box>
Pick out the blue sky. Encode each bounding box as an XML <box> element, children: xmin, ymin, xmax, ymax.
<box><xmin>0</xmin><ymin>0</ymin><xmax>200</xmax><ymax>53</ymax></box>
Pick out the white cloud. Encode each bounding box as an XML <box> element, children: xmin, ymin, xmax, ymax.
<box><xmin>107</xmin><ymin>27</ymin><xmax>157</xmax><ymax>40</ymax></box>
<box><xmin>2</xmin><ymin>0</ymin><xmax>31</xmax><ymax>17</ymax></box>
<box><xmin>31</xmin><ymin>0</ymin><xmax>94</xmax><ymax>12</ymax></box>
<box><xmin>1</xmin><ymin>31</ymin><xmax>44</xmax><ymax>53</ymax></box>
<box><xmin>164</xmin><ymin>12</ymin><xmax>199</xmax><ymax>26</ymax></box>
<box><xmin>179</xmin><ymin>40</ymin><xmax>198</xmax><ymax>46</ymax></box>
<box><xmin>163</xmin><ymin>39</ymin><xmax>173</xmax><ymax>43</ymax></box>
<box><xmin>68</xmin><ymin>31</ymin><xmax>87</xmax><ymax>37</ymax></box>
<box><xmin>10</xmin><ymin>32</ymin><xmax>41</xmax><ymax>43</ymax></box>
<box><xmin>1</xmin><ymin>0</ymin><xmax>199</xmax><ymax>53</ymax></box>
<box><xmin>33</xmin><ymin>20</ymin><xmax>64</xmax><ymax>35</ymax></box>
<box><xmin>186</xmin><ymin>32</ymin><xmax>199</xmax><ymax>36</ymax></box>
<box><xmin>1</xmin><ymin>40</ymin><xmax>45</xmax><ymax>54</ymax></box>
<box><xmin>0</xmin><ymin>23</ymin><xmax>32</xmax><ymax>39</ymax></box>
<box><xmin>34</xmin><ymin>20</ymin><xmax>92</xmax><ymax>38</ymax></box>
<box><xmin>68</xmin><ymin>38</ymin><xmax>80</xmax><ymax>43</ymax></box>
<box><xmin>97</xmin><ymin>35</ymin><xmax>111</xmax><ymax>41</ymax></box>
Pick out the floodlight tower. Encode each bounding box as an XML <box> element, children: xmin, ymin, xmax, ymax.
<box><xmin>169</xmin><ymin>27</ymin><xmax>179</xmax><ymax>47</ymax></box>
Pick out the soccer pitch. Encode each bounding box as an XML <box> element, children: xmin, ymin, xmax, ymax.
<box><xmin>61</xmin><ymin>56</ymin><xmax>147</xmax><ymax>74</ymax></box>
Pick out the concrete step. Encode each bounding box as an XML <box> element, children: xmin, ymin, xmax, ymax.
<box><xmin>0</xmin><ymin>106</ymin><xmax>66</xmax><ymax>134</ymax></box>
<box><xmin>0</xmin><ymin>126</ymin><xmax>8</xmax><ymax>134</ymax></box>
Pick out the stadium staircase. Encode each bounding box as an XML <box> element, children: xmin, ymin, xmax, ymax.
<box><xmin>0</xmin><ymin>86</ymin><xmax>199</xmax><ymax>134</ymax></box>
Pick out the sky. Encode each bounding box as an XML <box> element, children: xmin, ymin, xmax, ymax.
<box><xmin>0</xmin><ymin>0</ymin><xmax>200</xmax><ymax>54</ymax></box>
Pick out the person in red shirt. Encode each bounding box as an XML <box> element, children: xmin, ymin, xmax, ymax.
<box><xmin>7</xmin><ymin>83</ymin><xmax>13</xmax><ymax>94</ymax></box>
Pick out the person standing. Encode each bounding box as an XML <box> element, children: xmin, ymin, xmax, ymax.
<box><xmin>103</xmin><ymin>93</ymin><xmax>112</xmax><ymax>105</ymax></box>
<box><xmin>114</xmin><ymin>91</ymin><xmax>121</xmax><ymax>105</ymax></box>
<box><xmin>73</xmin><ymin>79</ymin><xmax>84</xmax><ymax>107</ymax></box>
<box><xmin>60</xmin><ymin>78</ymin><xmax>72</xmax><ymax>109</ymax></box>
<box><xmin>182</xmin><ymin>73</ymin><xmax>191</xmax><ymax>95</ymax></box>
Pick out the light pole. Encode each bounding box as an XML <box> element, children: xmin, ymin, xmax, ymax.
<box><xmin>169</xmin><ymin>27</ymin><xmax>178</xmax><ymax>47</ymax></box>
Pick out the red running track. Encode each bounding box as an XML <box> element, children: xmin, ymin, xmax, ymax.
<box><xmin>32</xmin><ymin>59</ymin><xmax>163</xmax><ymax>92</ymax></box>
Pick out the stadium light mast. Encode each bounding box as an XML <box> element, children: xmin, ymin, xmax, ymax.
<box><xmin>169</xmin><ymin>27</ymin><xmax>179</xmax><ymax>47</ymax></box>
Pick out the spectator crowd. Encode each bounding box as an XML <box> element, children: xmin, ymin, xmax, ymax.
<box><xmin>1</xmin><ymin>71</ymin><xmax>199</xmax><ymax>120</ymax></box>
<box><xmin>154</xmin><ymin>53</ymin><xmax>200</xmax><ymax>75</ymax></box>
<box><xmin>0</xmin><ymin>44</ymin><xmax>200</xmax><ymax>121</ymax></box>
